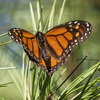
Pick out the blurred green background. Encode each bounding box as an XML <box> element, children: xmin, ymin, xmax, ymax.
<box><xmin>0</xmin><ymin>0</ymin><xmax>100</xmax><ymax>100</ymax></box>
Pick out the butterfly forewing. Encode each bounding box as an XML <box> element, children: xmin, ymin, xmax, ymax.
<box><xmin>8</xmin><ymin>20</ymin><xmax>92</xmax><ymax>76</ymax></box>
<box><xmin>45</xmin><ymin>20</ymin><xmax>92</xmax><ymax>61</ymax></box>
<box><xmin>8</xmin><ymin>28</ymin><xmax>41</xmax><ymax>62</ymax></box>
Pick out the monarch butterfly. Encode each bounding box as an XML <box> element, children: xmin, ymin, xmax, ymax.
<box><xmin>8</xmin><ymin>20</ymin><xmax>92</xmax><ymax>76</ymax></box>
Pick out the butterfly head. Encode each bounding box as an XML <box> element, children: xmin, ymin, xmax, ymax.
<box><xmin>36</xmin><ymin>31</ymin><xmax>45</xmax><ymax>43</ymax></box>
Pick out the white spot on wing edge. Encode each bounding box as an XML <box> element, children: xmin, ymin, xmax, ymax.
<box><xmin>8</xmin><ymin>31</ymin><xmax>11</xmax><ymax>35</ymax></box>
<box><xmin>87</xmin><ymin>28</ymin><xmax>90</xmax><ymax>31</ymax></box>
<box><xmin>13</xmin><ymin>28</ymin><xmax>16</xmax><ymax>31</ymax></box>
<box><xmin>17</xmin><ymin>28</ymin><xmax>19</xmax><ymax>30</ymax></box>
<box><xmin>68</xmin><ymin>21</ymin><xmax>72</xmax><ymax>24</ymax></box>
<box><xmin>10</xmin><ymin>36</ymin><xmax>14</xmax><ymax>38</ymax></box>
<box><xmin>85</xmin><ymin>33</ymin><xmax>87</xmax><ymax>36</ymax></box>
<box><xmin>74</xmin><ymin>21</ymin><xmax>78</xmax><ymax>24</ymax></box>
<box><xmin>89</xmin><ymin>31</ymin><xmax>91</xmax><ymax>34</ymax></box>
<box><xmin>81</xmin><ymin>37</ymin><xmax>83</xmax><ymax>40</ymax></box>
<box><xmin>86</xmin><ymin>22</ymin><xmax>89</xmax><ymax>27</ymax></box>
<box><xmin>77</xmin><ymin>23</ymin><xmax>80</xmax><ymax>25</ymax></box>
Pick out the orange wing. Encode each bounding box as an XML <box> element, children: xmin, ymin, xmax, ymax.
<box><xmin>8</xmin><ymin>20</ymin><xmax>92</xmax><ymax>76</ymax></box>
<box><xmin>8</xmin><ymin>28</ymin><xmax>41</xmax><ymax>62</ymax></box>
<box><xmin>45</xmin><ymin>21</ymin><xmax>92</xmax><ymax>60</ymax></box>
<box><xmin>26</xmin><ymin>49</ymin><xmax>71</xmax><ymax>76</ymax></box>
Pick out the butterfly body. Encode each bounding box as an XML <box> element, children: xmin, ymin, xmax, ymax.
<box><xmin>8</xmin><ymin>20</ymin><xmax>92</xmax><ymax>76</ymax></box>
<box><xmin>36</xmin><ymin>32</ymin><xmax>51</xmax><ymax>71</ymax></box>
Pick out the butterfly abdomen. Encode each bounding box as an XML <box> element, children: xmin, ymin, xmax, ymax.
<box><xmin>36</xmin><ymin>32</ymin><xmax>51</xmax><ymax>69</ymax></box>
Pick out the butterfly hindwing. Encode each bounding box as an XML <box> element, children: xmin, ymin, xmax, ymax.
<box><xmin>25</xmin><ymin>48</ymin><xmax>71</xmax><ymax>76</ymax></box>
<box><xmin>45</xmin><ymin>20</ymin><xmax>92</xmax><ymax>60</ymax></box>
<box><xmin>8</xmin><ymin>28</ymin><xmax>41</xmax><ymax>62</ymax></box>
<box><xmin>8</xmin><ymin>20</ymin><xmax>92</xmax><ymax>76</ymax></box>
